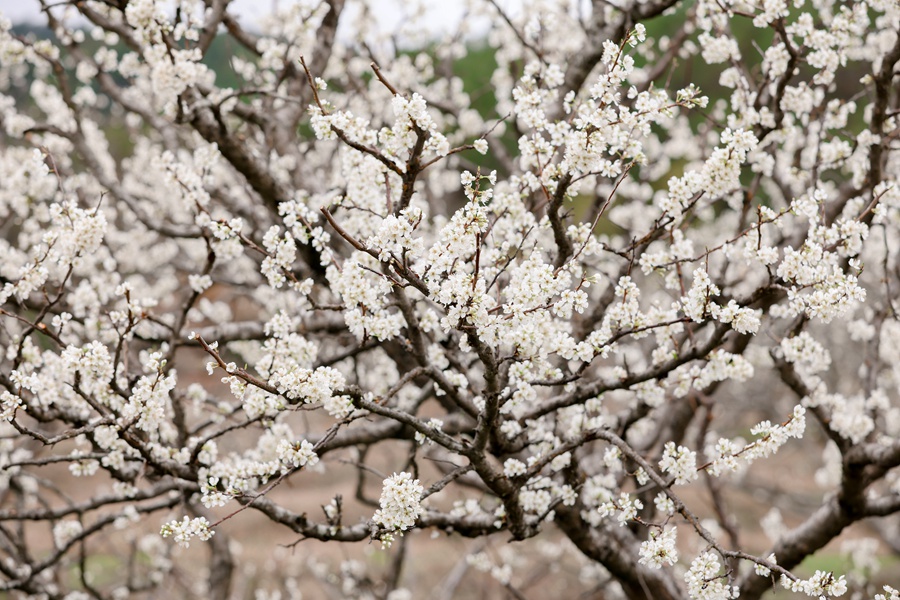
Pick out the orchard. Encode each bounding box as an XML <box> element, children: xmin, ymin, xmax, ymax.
<box><xmin>1</xmin><ymin>0</ymin><xmax>900</xmax><ymax>598</ymax></box>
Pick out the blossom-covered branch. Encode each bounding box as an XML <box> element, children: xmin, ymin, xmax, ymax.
<box><xmin>1</xmin><ymin>0</ymin><xmax>898</xmax><ymax>598</ymax></box>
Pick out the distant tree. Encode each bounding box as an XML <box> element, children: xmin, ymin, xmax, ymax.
<box><xmin>1</xmin><ymin>1</ymin><xmax>899</xmax><ymax>598</ymax></box>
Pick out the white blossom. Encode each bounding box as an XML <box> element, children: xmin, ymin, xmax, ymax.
<box><xmin>659</xmin><ymin>442</ymin><xmax>699</xmax><ymax>485</ymax></box>
<box><xmin>685</xmin><ymin>552</ymin><xmax>739</xmax><ymax>600</ymax></box>
<box><xmin>160</xmin><ymin>516</ymin><xmax>215</xmax><ymax>548</ymax></box>
<box><xmin>53</xmin><ymin>520</ymin><xmax>83</xmax><ymax>549</ymax></box>
<box><xmin>373</xmin><ymin>472</ymin><xmax>424</xmax><ymax>532</ymax></box>
<box><xmin>639</xmin><ymin>527</ymin><xmax>679</xmax><ymax>569</ymax></box>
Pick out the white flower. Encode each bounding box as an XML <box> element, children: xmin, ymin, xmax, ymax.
<box><xmin>504</xmin><ymin>458</ymin><xmax>527</xmax><ymax>477</ymax></box>
<box><xmin>659</xmin><ymin>442</ymin><xmax>699</xmax><ymax>485</ymax></box>
<box><xmin>639</xmin><ymin>527</ymin><xmax>678</xmax><ymax>569</ymax></box>
<box><xmin>654</xmin><ymin>492</ymin><xmax>676</xmax><ymax>515</ymax></box>
<box><xmin>373</xmin><ymin>472</ymin><xmax>424</xmax><ymax>532</ymax></box>
<box><xmin>188</xmin><ymin>274</ymin><xmax>212</xmax><ymax>293</ymax></box>
<box><xmin>598</xmin><ymin>492</ymin><xmax>643</xmax><ymax>526</ymax></box>
<box><xmin>160</xmin><ymin>516</ymin><xmax>215</xmax><ymax>548</ymax></box>
<box><xmin>276</xmin><ymin>439</ymin><xmax>319</xmax><ymax>471</ymax></box>
<box><xmin>685</xmin><ymin>552</ymin><xmax>739</xmax><ymax>600</ymax></box>
<box><xmin>781</xmin><ymin>570</ymin><xmax>847</xmax><ymax>597</ymax></box>
<box><xmin>414</xmin><ymin>418</ymin><xmax>444</xmax><ymax>445</ymax></box>
<box><xmin>875</xmin><ymin>586</ymin><xmax>900</xmax><ymax>600</ymax></box>
<box><xmin>0</xmin><ymin>391</ymin><xmax>23</xmax><ymax>420</ymax></box>
<box><xmin>755</xmin><ymin>553</ymin><xmax>777</xmax><ymax>577</ymax></box>
<box><xmin>53</xmin><ymin>520</ymin><xmax>83</xmax><ymax>549</ymax></box>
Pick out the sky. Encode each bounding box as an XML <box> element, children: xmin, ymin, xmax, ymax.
<box><xmin>0</xmin><ymin>0</ymin><xmax>525</xmax><ymax>41</ymax></box>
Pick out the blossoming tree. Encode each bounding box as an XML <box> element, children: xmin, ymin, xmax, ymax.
<box><xmin>1</xmin><ymin>0</ymin><xmax>900</xmax><ymax>598</ymax></box>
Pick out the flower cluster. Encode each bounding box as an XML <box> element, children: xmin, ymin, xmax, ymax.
<box><xmin>685</xmin><ymin>552</ymin><xmax>739</xmax><ymax>600</ymax></box>
<box><xmin>780</xmin><ymin>571</ymin><xmax>848</xmax><ymax>598</ymax></box>
<box><xmin>659</xmin><ymin>442</ymin><xmax>699</xmax><ymax>485</ymax></box>
<box><xmin>160</xmin><ymin>516</ymin><xmax>215</xmax><ymax>549</ymax></box>
<box><xmin>52</xmin><ymin>520</ymin><xmax>83</xmax><ymax>549</ymax></box>
<box><xmin>705</xmin><ymin>406</ymin><xmax>807</xmax><ymax>476</ymax></box>
<box><xmin>276</xmin><ymin>439</ymin><xmax>319</xmax><ymax>471</ymax></box>
<box><xmin>372</xmin><ymin>472</ymin><xmax>424</xmax><ymax>533</ymax></box>
<box><xmin>639</xmin><ymin>527</ymin><xmax>679</xmax><ymax>569</ymax></box>
<box><xmin>598</xmin><ymin>493</ymin><xmax>644</xmax><ymax>526</ymax></box>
